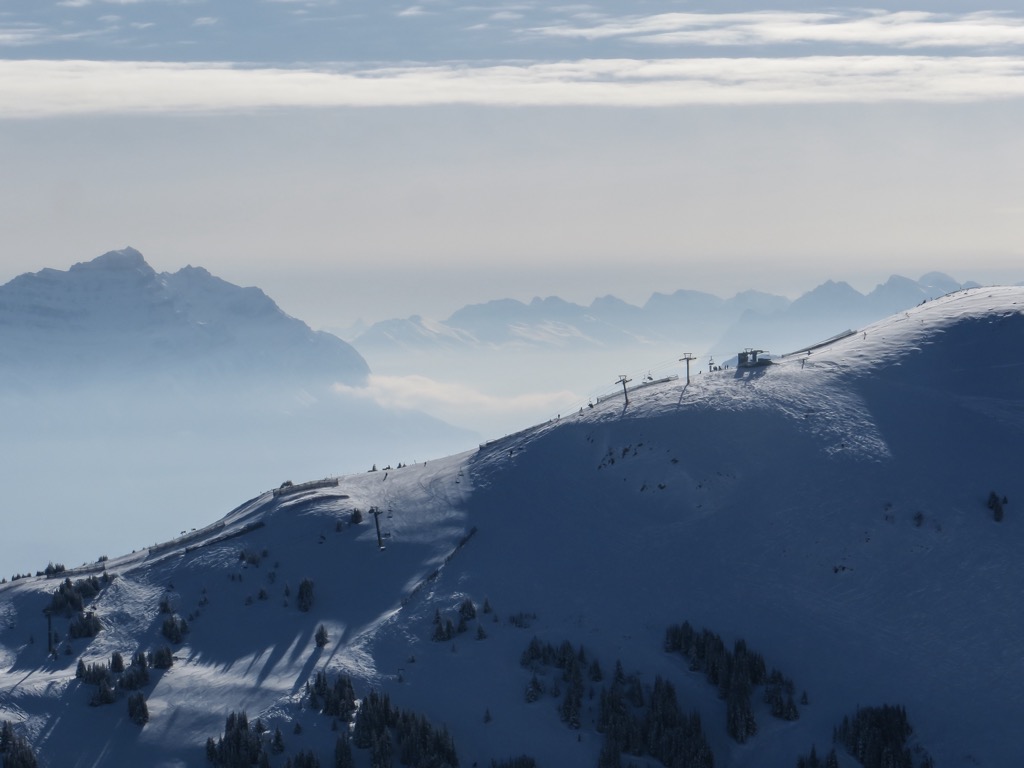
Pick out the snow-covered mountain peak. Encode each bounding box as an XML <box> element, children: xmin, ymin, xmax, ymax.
<box><xmin>69</xmin><ymin>246</ymin><xmax>154</xmax><ymax>277</ymax></box>
<box><xmin>2</xmin><ymin>286</ymin><xmax>1022</xmax><ymax>768</ymax></box>
<box><xmin>917</xmin><ymin>271</ymin><xmax>964</xmax><ymax>295</ymax></box>
<box><xmin>0</xmin><ymin>247</ymin><xmax>370</xmax><ymax>386</ymax></box>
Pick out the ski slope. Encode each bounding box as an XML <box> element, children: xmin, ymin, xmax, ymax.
<box><xmin>1</xmin><ymin>287</ymin><xmax>1021</xmax><ymax>767</ymax></box>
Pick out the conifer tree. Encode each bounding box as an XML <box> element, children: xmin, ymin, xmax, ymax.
<box><xmin>525</xmin><ymin>674</ymin><xmax>543</xmax><ymax>703</ymax></box>
<box><xmin>151</xmin><ymin>645</ymin><xmax>174</xmax><ymax>669</ymax></box>
<box><xmin>1</xmin><ymin>720</ymin><xmax>39</xmax><ymax>768</ymax></box>
<box><xmin>334</xmin><ymin>737</ymin><xmax>354</xmax><ymax>768</ymax></box>
<box><xmin>128</xmin><ymin>692</ymin><xmax>149</xmax><ymax>725</ymax></box>
<box><xmin>89</xmin><ymin>678</ymin><xmax>116</xmax><ymax>707</ymax></box>
<box><xmin>370</xmin><ymin>729</ymin><xmax>392</xmax><ymax>768</ymax></box>
<box><xmin>297</xmin><ymin>579</ymin><xmax>315</xmax><ymax>612</ymax></box>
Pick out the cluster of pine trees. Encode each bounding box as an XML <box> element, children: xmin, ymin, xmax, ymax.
<box><xmin>161</xmin><ymin>614</ymin><xmax>190</xmax><ymax>644</ymax></box>
<box><xmin>793</xmin><ymin>744</ymin><xmax>840</xmax><ymax>768</ymax></box>
<box><xmin>46</xmin><ymin>575</ymin><xmax>106</xmax><ymax>616</ymax></box>
<box><xmin>239</xmin><ymin>548</ymin><xmax>266</xmax><ymax>567</ymax></box>
<box><xmin>597</xmin><ymin>671</ymin><xmax>713</xmax><ymax>768</ymax></box>
<box><xmin>351</xmin><ymin>690</ymin><xmax>459</xmax><ymax>768</ymax></box>
<box><xmin>520</xmin><ymin>638</ymin><xmax>603</xmax><ymax>729</ymax></box>
<box><xmin>431</xmin><ymin>598</ymin><xmax>485</xmax><ymax>642</ymax></box>
<box><xmin>0</xmin><ymin>721</ymin><xmax>38</xmax><ymax>768</ymax></box>
<box><xmin>75</xmin><ymin>650</ymin><xmax>152</xmax><ymax>718</ymax></box>
<box><xmin>286</xmin><ymin>751</ymin><xmax>322</xmax><ymax>768</ymax></box>
<box><xmin>68</xmin><ymin>611</ymin><xmax>103</xmax><ymax>640</ymax></box>
<box><xmin>832</xmin><ymin>705</ymin><xmax>933</xmax><ymax>768</ymax></box>
<box><xmin>205</xmin><ymin>678</ymin><xmax>457</xmax><ymax>767</ymax></box>
<box><xmin>763</xmin><ymin>669</ymin><xmax>801</xmax><ymax>722</ymax></box>
<box><xmin>307</xmin><ymin>671</ymin><xmax>357</xmax><ymax>720</ymax></box>
<box><xmin>206</xmin><ymin>711</ymin><xmax>275</xmax><ymax>768</ymax></box>
<box><xmin>664</xmin><ymin>621</ymin><xmax>799</xmax><ymax>743</ymax></box>
<box><xmin>45</xmin><ymin>574</ymin><xmax>111</xmax><ymax>647</ymax></box>
<box><xmin>520</xmin><ymin>637</ymin><xmax>713</xmax><ymax>768</ymax></box>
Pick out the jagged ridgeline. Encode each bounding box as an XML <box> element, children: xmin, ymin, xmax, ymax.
<box><xmin>0</xmin><ymin>247</ymin><xmax>369</xmax><ymax>387</ymax></box>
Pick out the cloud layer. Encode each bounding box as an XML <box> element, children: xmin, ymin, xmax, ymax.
<box><xmin>334</xmin><ymin>374</ymin><xmax>576</xmax><ymax>434</ymax></box>
<box><xmin>4</xmin><ymin>7</ymin><xmax>1024</xmax><ymax>116</ymax></box>
<box><xmin>3</xmin><ymin>55</ymin><xmax>1024</xmax><ymax>117</ymax></box>
<box><xmin>5</xmin><ymin>7</ymin><xmax>1024</xmax><ymax>61</ymax></box>
<box><xmin>532</xmin><ymin>10</ymin><xmax>1024</xmax><ymax>49</ymax></box>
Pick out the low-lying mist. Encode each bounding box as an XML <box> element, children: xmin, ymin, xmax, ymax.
<box><xmin>0</xmin><ymin>378</ymin><xmax>475</xmax><ymax>576</ymax></box>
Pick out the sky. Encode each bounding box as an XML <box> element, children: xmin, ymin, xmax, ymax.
<box><xmin>2</xmin><ymin>1</ymin><xmax>1024</xmax><ymax>332</ymax></box>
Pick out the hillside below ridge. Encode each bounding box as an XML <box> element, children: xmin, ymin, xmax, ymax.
<box><xmin>455</xmin><ymin>286</ymin><xmax>1023</xmax><ymax>765</ymax></box>
<box><xmin>1</xmin><ymin>287</ymin><xmax>1022</xmax><ymax>767</ymax></box>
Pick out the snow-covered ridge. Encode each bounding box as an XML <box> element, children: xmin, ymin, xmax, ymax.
<box><xmin>1</xmin><ymin>288</ymin><xmax>1022</xmax><ymax>767</ymax></box>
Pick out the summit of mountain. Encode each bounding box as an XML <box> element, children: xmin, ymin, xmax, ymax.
<box><xmin>0</xmin><ymin>247</ymin><xmax>369</xmax><ymax>389</ymax></box>
<box><xmin>2</xmin><ymin>287</ymin><xmax>1021</xmax><ymax>767</ymax></box>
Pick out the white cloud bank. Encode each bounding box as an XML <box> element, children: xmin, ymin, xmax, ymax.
<box><xmin>3</xmin><ymin>55</ymin><xmax>1024</xmax><ymax>117</ymax></box>
<box><xmin>533</xmin><ymin>10</ymin><xmax>1024</xmax><ymax>50</ymax></box>
<box><xmin>334</xmin><ymin>374</ymin><xmax>577</xmax><ymax>433</ymax></box>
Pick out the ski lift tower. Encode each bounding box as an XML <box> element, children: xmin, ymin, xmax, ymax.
<box><xmin>680</xmin><ymin>353</ymin><xmax>696</xmax><ymax>385</ymax></box>
<box><xmin>44</xmin><ymin>607</ymin><xmax>54</xmax><ymax>656</ymax></box>
<box><xmin>370</xmin><ymin>506</ymin><xmax>385</xmax><ymax>551</ymax></box>
<box><xmin>617</xmin><ymin>374</ymin><xmax>632</xmax><ymax>405</ymax></box>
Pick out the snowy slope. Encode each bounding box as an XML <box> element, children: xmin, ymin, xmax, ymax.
<box><xmin>1</xmin><ymin>287</ymin><xmax>1022</xmax><ymax>767</ymax></box>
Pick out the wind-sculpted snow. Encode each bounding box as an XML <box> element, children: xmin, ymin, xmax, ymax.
<box><xmin>1</xmin><ymin>287</ymin><xmax>1022</xmax><ymax>767</ymax></box>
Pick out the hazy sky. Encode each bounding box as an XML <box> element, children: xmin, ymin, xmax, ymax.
<box><xmin>2</xmin><ymin>1</ymin><xmax>1023</xmax><ymax>331</ymax></box>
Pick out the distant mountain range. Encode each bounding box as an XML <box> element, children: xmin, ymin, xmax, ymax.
<box><xmin>352</xmin><ymin>271</ymin><xmax>982</xmax><ymax>359</ymax></box>
<box><xmin>0</xmin><ymin>247</ymin><xmax>368</xmax><ymax>392</ymax></box>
